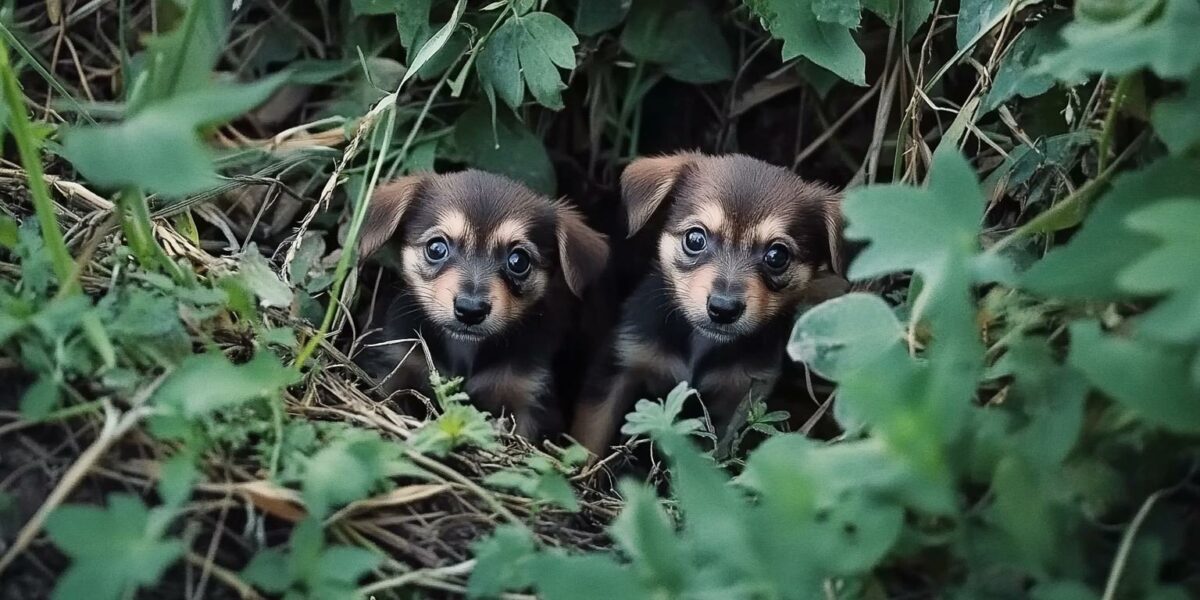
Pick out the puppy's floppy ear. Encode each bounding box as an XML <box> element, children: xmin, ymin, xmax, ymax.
<box><xmin>554</xmin><ymin>202</ymin><xmax>610</xmax><ymax>297</ymax></box>
<box><xmin>822</xmin><ymin>194</ymin><xmax>846</xmax><ymax>276</ymax></box>
<box><xmin>358</xmin><ymin>175</ymin><xmax>427</xmax><ymax>258</ymax></box>
<box><xmin>619</xmin><ymin>152</ymin><xmax>700</xmax><ymax>237</ymax></box>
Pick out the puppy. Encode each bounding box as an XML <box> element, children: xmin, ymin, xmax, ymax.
<box><xmin>570</xmin><ymin>152</ymin><xmax>843</xmax><ymax>456</ymax></box>
<box><xmin>355</xmin><ymin>170</ymin><xmax>609</xmax><ymax>439</ymax></box>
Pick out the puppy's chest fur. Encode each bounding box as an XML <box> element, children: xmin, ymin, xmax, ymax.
<box><xmin>617</xmin><ymin>272</ymin><xmax>786</xmax><ymax>412</ymax></box>
<box><xmin>360</xmin><ymin>285</ymin><xmax>567</xmax><ymax>427</ymax></box>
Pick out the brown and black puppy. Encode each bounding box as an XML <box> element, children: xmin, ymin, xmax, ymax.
<box><xmin>355</xmin><ymin>170</ymin><xmax>609</xmax><ymax>439</ymax></box>
<box><xmin>571</xmin><ymin>152</ymin><xmax>843</xmax><ymax>456</ymax></box>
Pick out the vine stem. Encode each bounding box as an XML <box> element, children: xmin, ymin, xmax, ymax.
<box><xmin>1097</xmin><ymin>73</ymin><xmax>1134</xmax><ymax>174</ymax></box>
<box><xmin>0</xmin><ymin>41</ymin><xmax>75</xmax><ymax>290</ymax></box>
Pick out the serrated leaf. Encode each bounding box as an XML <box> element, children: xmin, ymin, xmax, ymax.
<box><xmin>468</xmin><ymin>525</ymin><xmax>536</xmax><ymax>598</ymax></box>
<box><xmin>1022</xmin><ymin>158</ymin><xmax>1200</xmax><ymax>299</ymax></box>
<box><xmin>45</xmin><ymin>494</ymin><xmax>183</xmax><ymax>600</ymax></box>
<box><xmin>1067</xmin><ymin>321</ymin><xmax>1200</xmax><ymax>433</ymax></box>
<box><xmin>788</xmin><ymin>293</ymin><xmax>906</xmax><ymax>381</ymax></box>
<box><xmin>477</xmin><ymin>11</ymin><xmax>577</xmax><ymax>110</ymax></box>
<box><xmin>1118</xmin><ymin>199</ymin><xmax>1200</xmax><ymax>343</ymax></box>
<box><xmin>409</xmin><ymin>403</ymin><xmax>498</xmax><ymax>456</ymax></box>
<box><xmin>454</xmin><ymin>104</ymin><xmax>556</xmax><ymax>195</ymax></box>
<box><xmin>1038</xmin><ymin>0</ymin><xmax>1200</xmax><ymax>81</ymax></box>
<box><xmin>621</xmin><ymin>382</ymin><xmax>704</xmax><ymax>439</ymax></box>
<box><xmin>151</xmin><ymin>351</ymin><xmax>298</xmax><ymax>418</ymax></box>
<box><xmin>748</xmin><ymin>0</ymin><xmax>865</xmax><ymax>85</ymax></box>
<box><xmin>61</xmin><ymin>74</ymin><xmax>287</xmax><ymax>197</ymax></box>
<box><xmin>621</xmin><ymin>0</ymin><xmax>733</xmax><ymax>84</ymax></box>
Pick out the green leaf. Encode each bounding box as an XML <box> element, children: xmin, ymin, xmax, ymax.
<box><xmin>1022</xmin><ymin>158</ymin><xmax>1200</xmax><ymax>300</ymax></box>
<box><xmin>621</xmin><ymin>0</ymin><xmax>733</xmax><ymax>84</ymax></box>
<box><xmin>610</xmin><ymin>482</ymin><xmax>688</xmax><ymax>595</ymax></box>
<box><xmin>468</xmin><ymin>525</ymin><xmax>536</xmax><ymax>598</ymax></box>
<box><xmin>151</xmin><ymin>351</ymin><xmax>298</xmax><ymax>418</ymax></box>
<box><xmin>989</xmin><ymin>456</ymin><xmax>1063</xmax><ymax>574</ymax></box>
<box><xmin>993</xmin><ymin>337</ymin><xmax>1088</xmax><ymax>468</ymax></box>
<box><xmin>788</xmin><ymin>293</ymin><xmax>906</xmax><ymax>380</ymax></box>
<box><xmin>302</xmin><ymin>437</ymin><xmax>392</xmax><ymax>518</ymax></box>
<box><xmin>157</xmin><ymin>454</ymin><xmax>197</xmax><ymax>507</ymax></box>
<box><xmin>19</xmin><ymin>376</ymin><xmax>59</xmax><ymax>421</ymax></box>
<box><xmin>1038</xmin><ymin>0</ymin><xmax>1200</xmax><ymax>81</ymax></box>
<box><xmin>861</xmin><ymin>0</ymin><xmax>933</xmax><ymax>39</ymax></box>
<box><xmin>813</xmin><ymin>0</ymin><xmax>861</xmax><ymax>29</ymax></box>
<box><xmin>1151</xmin><ymin>73</ymin><xmax>1200</xmax><ymax>155</ymax></box>
<box><xmin>1118</xmin><ymin>199</ymin><xmax>1200</xmax><ymax>343</ymax></box>
<box><xmin>132</xmin><ymin>0</ymin><xmax>227</xmax><ymax>109</ymax></box>
<box><xmin>61</xmin><ymin>74</ymin><xmax>287</xmax><ymax>197</ymax></box>
<box><xmin>957</xmin><ymin>0</ymin><xmax>1008</xmax><ymax>49</ymax></box>
<box><xmin>238</xmin><ymin>244</ymin><xmax>295</xmax><ymax>310</ymax></box>
<box><xmin>478</xmin><ymin>12</ymin><xmax>578</xmax><ymax>110</ymax></box>
<box><xmin>395</xmin><ymin>0</ymin><xmax>433</xmax><ymax>49</ymax></box>
<box><xmin>45</xmin><ymin>494</ymin><xmax>183</xmax><ymax>600</ymax></box>
<box><xmin>529</xmin><ymin>552</ymin><xmax>652</xmax><ymax>600</ymax></box>
<box><xmin>454</xmin><ymin>104</ymin><xmax>556</xmax><ymax>195</ymax></box>
<box><xmin>1067</xmin><ymin>321</ymin><xmax>1200</xmax><ymax>433</ymax></box>
<box><xmin>242</xmin><ymin>548</ymin><xmax>292</xmax><ymax>593</ymax></box>
<box><xmin>409</xmin><ymin>403</ymin><xmax>498</xmax><ymax>457</ymax></box>
<box><xmin>352</xmin><ymin>0</ymin><xmax>406</xmax><ymax>16</ymax></box>
<box><xmin>399</xmin><ymin>0</ymin><xmax>466</xmax><ymax>91</ymax></box>
<box><xmin>0</xmin><ymin>215</ymin><xmax>17</xmax><ymax>249</ymax></box>
<box><xmin>748</xmin><ymin>0</ymin><xmax>866</xmax><ymax>85</ymax></box>
<box><xmin>574</xmin><ymin>0</ymin><xmax>631</xmax><ymax>35</ymax></box>
<box><xmin>983</xmin><ymin>16</ymin><xmax>1067</xmax><ymax>113</ymax></box>
<box><xmin>621</xmin><ymin>381</ymin><xmax>705</xmax><ymax>439</ymax></box>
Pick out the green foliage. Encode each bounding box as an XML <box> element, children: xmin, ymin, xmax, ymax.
<box><xmin>620</xmin><ymin>381</ymin><xmax>708</xmax><ymax>440</ymax></box>
<box><xmin>242</xmin><ymin>518</ymin><xmax>382</xmax><ymax>599</ymax></box>
<box><xmin>484</xmin><ymin>451</ymin><xmax>581</xmax><ymax>511</ymax></box>
<box><xmin>45</xmin><ymin>495</ymin><xmax>184</xmax><ymax>600</ymax></box>
<box><xmin>747</xmin><ymin>0</ymin><xmax>867</xmax><ymax>85</ymax></box>
<box><xmin>478</xmin><ymin>11</ymin><xmax>579</xmax><ymax>110</ymax></box>
<box><xmin>622</xmin><ymin>0</ymin><xmax>733</xmax><ymax>84</ymax></box>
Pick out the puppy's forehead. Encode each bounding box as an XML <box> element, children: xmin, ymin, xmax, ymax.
<box><xmin>671</xmin><ymin>156</ymin><xmax>813</xmax><ymax>226</ymax></box>
<box><xmin>405</xmin><ymin>171</ymin><xmax>556</xmax><ymax>246</ymax></box>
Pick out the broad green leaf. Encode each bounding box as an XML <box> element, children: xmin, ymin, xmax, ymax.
<box><xmin>19</xmin><ymin>376</ymin><xmax>59</xmax><ymax>421</ymax></box>
<box><xmin>242</xmin><ymin>548</ymin><xmax>292</xmax><ymax>593</ymax></box>
<box><xmin>454</xmin><ymin>104</ymin><xmax>556</xmax><ymax>195</ymax></box>
<box><xmin>45</xmin><ymin>494</ymin><xmax>183</xmax><ymax>600</ymax></box>
<box><xmin>468</xmin><ymin>525</ymin><xmax>536</xmax><ymax>598</ymax></box>
<box><xmin>131</xmin><ymin>0</ymin><xmax>226</xmax><ymax>110</ymax></box>
<box><xmin>156</xmin><ymin>454</ymin><xmax>197</xmax><ymax>507</ymax></box>
<box><xmin>395</xmin><ymin>0</ymin><xmax>433</xmax><ymax>49</ymax></box>
<box><xmin>302</xmin><ymin>437</ymin><xmax>392</xmax><ymax>518</ymax></box>
<box><xmin>1151</xmin><ymin>73</ymin><xmax>1200</xmax><ymax>155</ymax></box>
<box><xmin>1023</xmin><ymin>158</ymin><xmax>1200</xmax><ymax>299</ymax></box>
<box><xmin>813</xmin><ymin>0</ymin><xmax>862</xmax><ymax>29</ymax></box>
<box><xmin>992</xmin><ymin>337</ymin><xmax>1087</xmax><ymax>468</ymax></box>
<box><xmin>61</xmin><ymin>74</ymin><xmax>287</xmax><ymax>197</ymax></box>
<box><xmin>797</xmin><ymin>59</ymin><xmax>841</xmax><ymax>98</ymax></box>
<box><xmin>989</xmin><ymin>456</ymin><xmax>1063</xmax><ymax>574</ymax></box>
<box><xmin>313</xmin><ymin>545</ymin><xmax>382</xmax><ymax>584</ymax></box>
<box><xmin>151</xmin><ymin>351</ymin><xmax>298</xmax><ymax>418</ymax></box>
<box><xmin>983</xmin><ymin>16</ymin><xmax>1067</xmax><ymax>112</ymax></box>
<box><xmin>1038</xmin><ymin>0</ymin><xmax>1200</xmax><ymax>81</ymax></box>
<box><xmin>478</xmin><ymin>12</ymin><xmax>578</xmax><ymax>110</ymax></box>
<box><xmin>610</xmin><ymin>482</ymin><xmax>688</xmax><ymax>595</ymax></box>
<box><xmin>1118</xmin><ymin>199</ymin><xmax>1200</xmax><ymax>343</ymax></box>
<box><xmin>748</xmin><ymin>0</ymin><xmax>866</xmax><ymax>85</ymax></box>
<box><xmin>238</xmin><ymin>244</ymin><xmax>294</xmax><ymax>309</ymax></box>
<box><xmin>529</xmin><ymin>552</ymin><xmax>652</xmax><ymax>600</ymax></box>
<box><xmin>621</xmin><ymin>0</ymin><xmax>733</xmax><ymax>84</ymax></box>
<box><xmin>621</xmin><ymin>381</ymin><xmax>705</xmax><ymax>438</ymax></box>
<box><xmin>957</xmin><ymin>0</ymin><xmax>1009</xmax><ymax>49</ymax></box>
<box><xmin>574</xmin><ymin>0</ymin><xmax>631</xmax><ymax>35</ymax></box>
<box><xmin>1067</xmin><ymin>321</ymin><xmax>1200</xmax><ymax>432</ymax></box>
<box><xmin>788</xmin><ymin>292</ymin><xmax>905</xmax><ymax>381</ymax></box>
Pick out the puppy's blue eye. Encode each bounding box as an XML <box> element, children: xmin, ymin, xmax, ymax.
<box><xmin>763</xmin><ymin>242</ymin><xmax>790</xmax><ymax>272</ymax></box>
<box><xmin>683</xmin><ymin>228</ymin><xmax>707</xmax><ymax>255</ymax></box>
<box><xmin>425</xmin><ymin>238</ymin><xmax>449</xmax><ymax>262</ymax></box>
<box><xmin>507</xmin><ymin>248</ymin><xmax>531</xmax><ymax>277</ymax></box>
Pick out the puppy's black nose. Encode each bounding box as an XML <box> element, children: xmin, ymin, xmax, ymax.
<box><xmin>706</xmin><ymin>294</ymin><xmax>745</xmax><ymax>324</ymax></box>
<box><xmin>453</xmin><ymin>295</ymin><xmax>491</xmax><ymax>325</ymax></box>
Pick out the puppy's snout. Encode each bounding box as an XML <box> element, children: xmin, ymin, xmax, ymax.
<box><xmin>453</xmin><ymin>295</ymin><xmax>491</xmax><ymax>325</ymax></box>
<box><xmin>706</xmin><ymin>293</ymin><xmax>745</xmax><ymax>324</ymax></box>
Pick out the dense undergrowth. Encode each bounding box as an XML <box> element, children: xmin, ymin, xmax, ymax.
<box><xmin>0</xmin><ymin>0</ymin><xmax>1198</xmax><ymax>598</ymax></box>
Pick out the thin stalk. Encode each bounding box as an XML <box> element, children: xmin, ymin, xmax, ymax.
<box><xmin>0</xmin><ymin>42</ymin><xmax>76</xmax><ymax>291</ymax></box>
<box><xmin>1097</xmin><ymin>73</ymin><xmax>1134</xmax><ymax>173</ymax></box>
<box><xmin>117</xmin><ymin>187</ymin><xmax>184</xmax><ymax>280</ymax></box>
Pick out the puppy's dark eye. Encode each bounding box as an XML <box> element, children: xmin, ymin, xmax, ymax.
<box><xmin>507</xmin><ymin>248</ymin><xmax>532</xmax><ymax>277</ymax></box>
<box><xmin>425</xmin><ymin>238</ymin><xmax>449</xmax><ymax>262</ymax></box>
<box><xmin>763</xmin><ymin>243</ymin><xmax>791</xmax><ymax>272</ymax></box>
<box><xmin>682</xmin><ymin>228</ymin><xmax>707</xmax><ymax>255</ymax></box>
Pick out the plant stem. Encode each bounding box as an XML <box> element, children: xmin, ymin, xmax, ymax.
<box><xmin>116</xmin><ymin>187</ymin><xmax>184</xmax><ymax>280</ymax></box>
<box><xmin>0</xmin><ymin>42</ymin><xmax>76</xmax><ymax>291</ymax></box>
<box><xmin>1097</xmin><ymin>73</ymin><xmax>1134</xmax><ymax>174</ymax></box>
